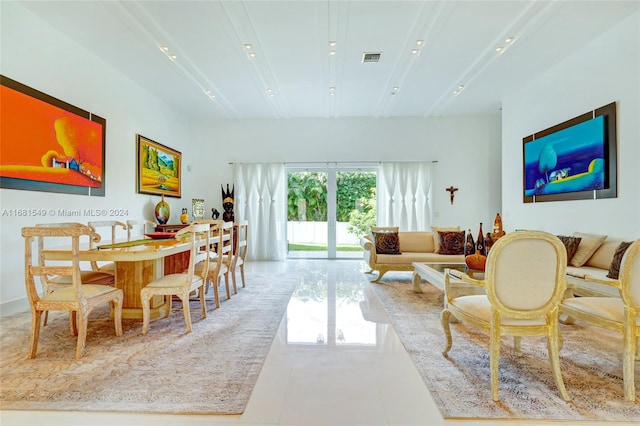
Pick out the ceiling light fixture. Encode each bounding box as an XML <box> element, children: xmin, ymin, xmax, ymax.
<box><xmin>505</xmin><ymin>37</ymin><xmax>515</xmax><ymax>44</ymax></box>
<box><xmin>329</xmin><ymin>86</ymin><xmax>336</xmax><ymax>95</ymax></box>
<box><xmin>416</xmin><ymin>40</ymin><xmax>425</xmax><ymax>46</ymax></box>
<box><xmin>248</xmin><ymin>52</ymin><xmax>256</xmax><ymax>58</ymax></box>
<box><xmin>496</xmin><ymin>46</ymin><xmax>504</xmax><ymax>53</ymax></box>
<box><xmin>159</xmin><ymin>45</ymin><xmax>169</xmax><ymax>52</ymax></box>
<box><xmin>168</xmin><ymin>54</ymin><xmax>177</xmax><ymax>61</ymax></box>
<box><xmin>411</xmin><ymin>48</ymin><xmax>420</xmax><ymax>54</ymax></box>
<box><xmin>329</xmin><ymin>41</ymin><xmax>337</xmax><ymax>47</ymax></box>
<box><xmin>453</xmin><ymin>84</ymin><xmax>465</xmax><ymax>95</ymax></box>
<box><xmin>244</xmin><ymin>44</ymin><xmax>253</xmax><ymax>50</ymax></box>
<box><xmin>329</xmin><ymin>51</ymin><xmax>336</xmax><ymax>56</ymax></box>
<box><xmin>204</xmin><ymin>90</ymin><xmax>215</xmax><ymax>99</ymax></box>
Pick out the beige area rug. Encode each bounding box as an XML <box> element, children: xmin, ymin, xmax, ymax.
<box><xmin>370</xmin><ymin>273</ymin><xmax>640</xmax><ymax>421</ymax></box>
<box><xmin>0</xmin><ymin>272</ymin><xmax>299</xmax><ymax>414</ymax></box>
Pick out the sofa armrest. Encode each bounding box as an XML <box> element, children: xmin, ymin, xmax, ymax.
<box><xmin>360</xmin><ymin>235</ymin><xmax>377</xmax><ymax>267</ymax></box>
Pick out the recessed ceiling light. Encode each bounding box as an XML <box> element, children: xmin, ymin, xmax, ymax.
<box><xmin>159</xmin><ymin>45</ymin><xmax>169</xmax><ymax>52</ymax></box>
<box><xmin>411</xmin><ymin>48</ymin><xmax>420</xmax><ymax>54</ymax></box>
<box><xmin>329</xmin><ymin>41</ymin><xmax>337</xmax><ymax>47</ymax></box>
<box><xmin>204</xmin><ymin>90</ymin><xmax>215</xmax><ymax>99</ymax></box>
<box><xmin>392</xmin><ymin>86</ymin><xmax>400</xmax><ymax>91</ymax></box>
<box><xmin>244</xmin><ymin>44</ymin><xmax>253</xmax><ymax>50</ymax></box>
<box><xmin>505</xmin><ymin>37</ymin><xmax>515</xmax><ymax>44</ymax></box>
<box><xmin>329</xmin><ymin>51</ymin><xmax>336</xmax><ymax>56</ymax></box>
<box><xmin>496</xmin><ymin>47</ymin><xmax>504</xmax><ymax>53</ymax></box>
<box><xmin>416</xmin><ymin>40</ymin><xmax>425</xmax><ymax>46</ymax></box>
<box><xmin>458</xmin><ymin>85</ymin><xmax>465</xmax><ymax>90</ymax></box>
<box><xmin>248</xmin><ymin>52</ymin><xmax>256</xmax><ymax>58</ymax></box>
<box><xmin>168</xmin><ymin>54</ymin><xmax>177</xmax><ymax>61</ymax></box>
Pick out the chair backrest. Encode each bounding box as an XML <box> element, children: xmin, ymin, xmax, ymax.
<box><xmin>23</xmin><ymin>223</ymin><xmax>91</xmax><ymax>305</ymax></box>
<box><xmin>235</xmin><ymin>220</ymin><xmax>248</xmax><ymax>262</ymax></box>
<box><xmin>88</xmin><ymin>221</ymin><xmax>127</xmax><ymax>247</ymax></box>
<box><xmin>175</xmin><ymin>223</ymin><xmax>210</xmax><ymax>286</ymax></box>
<box><xmin>484</xmin><ymin>230</ymin><xmax>567</xmax><ymax>319</ymax></box>
<box><xmin>221</xmin><ymin>221</ymin><xmax>234</xmax><ymax>266</ymax></box>
<box><xmin>126</xmin><ymin>220</ymin><xmax>156</xmax><ymax>241</ymax></box>
<box><xmin>619</xmin><ymin>239</ymin><xmax>640</xmax><ymax>307</ymax></box>
<box><xmin>193</xmin><ymin>219</ymin><xmax>224</xmax><ymax>270</ymax></box>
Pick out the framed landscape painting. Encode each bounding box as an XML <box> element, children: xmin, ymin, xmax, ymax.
<box><xmin>136</xmin><ymin>134</ymin><xmax>181</xmax><ymax>198</ymax></box>
<box><xmin>0</xmin><ymin>75</ymin><xmax>106</xmax><ymax>196</ymax></box>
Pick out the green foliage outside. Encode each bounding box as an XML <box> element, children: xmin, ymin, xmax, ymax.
<box><xmin>287</xmin><ymin>171</ymin><xmax>377</xmax><ymax>237</ymax></box>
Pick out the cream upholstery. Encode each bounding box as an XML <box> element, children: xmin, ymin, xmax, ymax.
<box><xmin>22</xmin><ymin>223</ymin><xmax>124</xmax><ymax>359</ymax></box>
<box><xmin>360</xmin><ymin>230</ymin><xmax>464</xmax><ymax>282</ymax></box>
<box><xmin>441</xmin><ymin>230</ymin><xmax>570</xmax><ymax>402</ymax></box>
<box><xmin>140</xmin><ymin>223</ymin><xmax>210</xmax><ymax>334</ymax></box>
<box><xmin>559</xmin><ymin>239</ymin><xmax>640</xmax><ymax>401</ymax></box>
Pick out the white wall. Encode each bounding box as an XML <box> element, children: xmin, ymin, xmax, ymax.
<box><xmin>0</xmin><ymin>3</ymin><xmax>191</xmax><ymax>314</ymax></box>
<box><xmin>501</xmin><ymin>11</ymin><xmax>640</xmax><ymax>238</ymax></box>
<box><xmin>190</xmin><ymin>115</ymin><xmax>502</xmax><ymax>235</ymax></box>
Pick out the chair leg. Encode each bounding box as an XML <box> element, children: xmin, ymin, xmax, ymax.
<box><xmin>180</xmin><ymin>293</ymin><xmax>192</xmax><ymax>333</ymax></box>
<box><xmin>112</xmin><ymin>293</ymin><xmax>123</xmax><ymax>337</ymax></box>
<box><xmin>623</xmin><ymin>321</ymin><xmax>636</xmax><ymax>401</ymax></box>
<box><xmin>212</xmin><ymin>277</ymin><xmax>220</xmax><ymax>308</ymax></box>
<box><xmin>231</xmin><ymin>267</ymin><xmax>238</xmax><ymax>294</ymax></box>
<box><xmin>440</xmin><ymin>309</ymin><xmax>453</xmax><ymax>355</ymax></box>
<box><xmin>547</xmin><ymin>317</ymin><xmax>570</xmax><ymax>402</ymax></box>
<box><xmin>141</xmin><ymin>289</ymin><xmax>151</xmax><ymax>335</ymax></box>
<box><xmin>513</xmin><ymin>336</ymin><xmax>522</xmax><ymax>356</ymax></box>
<box><xmin>75</xmin><ymin>309</ymin><xmax>89</xmax><ymax>360</ymax></box>
<box><xmin>224</xmin><ymin>272</ymin><xmax>231</xmax><ymax>300</ymax></box>
<box><xmin>28</xmin><ymin>310</ymin><xmax>43</xmax><ymax>359</ymax></box>
<box><xmin>198</xmin><ymin>285</ymin><xmax>206</xmax><ymax>319</ymax></box>
<box><xmin>240</xmin><ymin>264</ymin><xmax>246</xmax><ymax>288</ymax></box>
<box><xmin>490</xmin><ymin>322</ymin><xmax>501</xmax><ymax>401</ymax></box>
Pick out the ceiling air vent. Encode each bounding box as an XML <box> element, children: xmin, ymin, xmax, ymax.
<box><xmin>362</xmin><ymin>52</ymin><xmax>381</xmax><ymax>63</ymax></box>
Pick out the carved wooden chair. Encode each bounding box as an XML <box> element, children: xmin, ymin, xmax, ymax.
<box><xmin>22</xmin><ymin>223</ymin><xmax>124</xmax><ymax>359</ymax></box>
<box><xmin>230</xmin><ymin>220</ymin><xmax>248</xmax><ymax>291</ymax></box>
<box><xmin>140</xmin><ymin>223</ymin><xmax>210</xmax><ymax>334</ymax></box>
<box><xmin>559</xmin><ymin>238</ymin><xmax>640</xmax><ymax>401</ymax></box>
<box><xmin>88</xmin><ymin>220</ymin><xmax>127</xmax><ymax>273</ymax></box>
<box><xmin>126</xmin><ymin>219</ymin><xmax>156</xmax><ymax>241</ymax></box>
<box><xmin>441</xmin><ymin>230</ymin><xmax>570</xmax><ymax>402</ymax></box>
<box><xmin>194</xmin><ymin>220</ymin><xmax>233</xmax><ymax>308</ymax></box>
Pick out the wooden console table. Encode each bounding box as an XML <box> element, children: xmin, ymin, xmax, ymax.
<box><xmin>155</xmin><ymin>223</ymin><xmax>189</xmax><ymax>233</ymax></box>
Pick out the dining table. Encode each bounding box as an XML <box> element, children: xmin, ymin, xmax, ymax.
<box><xmin>42</xmin><ymin>233</ymin><xmax>218</xmax><ymax>320</ymax></box>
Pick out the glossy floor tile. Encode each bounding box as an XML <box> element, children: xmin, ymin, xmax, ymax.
<box><xmin>1</xmin><ymin>260</ymin><xmax>634</xmax><ymax>425</ymax></box>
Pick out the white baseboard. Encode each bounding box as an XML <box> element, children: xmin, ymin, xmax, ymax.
<box><xmin>0</xmin><ymin>297</ymin><xmax>30</xmax><ymax>318</ymax></box>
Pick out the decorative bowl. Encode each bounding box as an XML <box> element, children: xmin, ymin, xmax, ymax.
<box><xmin>144</xmin><ymin>232</ymin><xmax>175</xmax><ymax>240</ymax></box>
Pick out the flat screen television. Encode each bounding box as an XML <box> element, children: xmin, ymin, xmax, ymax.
<box><xmin>522</xmin><ymin>102</ymin><xmax>617</xmax><ymax>203</ymax></box>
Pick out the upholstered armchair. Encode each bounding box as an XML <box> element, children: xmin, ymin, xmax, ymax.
<box><xmin>559</xmin><ymin>238</ymin><xmax>640</xmax><ymax>401</ymax></box>
<box><xmin>441</xmin><ymin>230</ymin><xmax>570</xmax><ymax>402</ymax></box>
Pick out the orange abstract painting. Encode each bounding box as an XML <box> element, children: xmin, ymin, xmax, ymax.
<box><xmin>0</xmin><ymin>75</ymin><xmax>106</xmax><ymax>196</ymax></box>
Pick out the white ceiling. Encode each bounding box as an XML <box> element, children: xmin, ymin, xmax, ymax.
<box><xmin>19</xmin><ymin>1</ymin><xmax>640</xmax><ymax>120</ymax></box>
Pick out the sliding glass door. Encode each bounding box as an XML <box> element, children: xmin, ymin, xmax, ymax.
<box><xmin>287</xmin><ymin>167</ymin><xmax>376</xmax><ymax>259</ymax></box>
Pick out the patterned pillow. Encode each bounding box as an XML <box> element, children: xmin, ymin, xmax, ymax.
<box><xmin>432</xmin><ymin>226</ymin><xmax>460</xmax><ymax>253</ymax></box>
<box><xmin>373</xmin><ymin>231</ymin><xmax>401</xmax><ymax>255</ymax></box>
<box><xmin>607</xmin><ymin>241</ymin><xmax>633</xmax><ymax>279</ymax></box>
<box><xmin>557</xmin><ymin>235</ymin><xmax>582</xmax><ymax>264</ymax></box>
<box><xmin>438</xmin><ymin>231</ymin><xmax>465</xmax><ymax>255</ymax></box>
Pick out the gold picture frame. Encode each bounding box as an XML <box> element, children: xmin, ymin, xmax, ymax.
<box><xmin>136</xmin><ymin>134</ymin><xmax>181</xmax><ymax>198</ymax></box>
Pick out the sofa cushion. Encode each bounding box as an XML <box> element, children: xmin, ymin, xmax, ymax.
<box><xmin>399</xmin><ymin>231</ymin><xmax>434</xmax><ymax>253</ymax></box>
<box><xmin>607</xmin><ymin>241</ymin><xmax>633</xmax><ymax>279</ymax></box>
<box><xmin>570</xmin><ymin>232</ymin><xmax>608</xmax><ymax>267</ymax></box>
<box><xmin>432</xmin><ymin>226</ymin><xmax>460</xmax><ymax>253</ymax></box>
<box><xmin>372</xmin><ymin>226</ymin><xmax>399</xmax><ymax>233</ymax></box>
<box><xmin>376</xmin><ymin>252</ymin><xmax>464</xmax><ymax>264</ymax></box>
<box><xmin>438</xmin><ymin>231</ymin><xmax>465</xmax><ymax>255</ymax></box>
<box><xmin>585</xmin><ymin>238</ymin><xmax>624</xmax><ymax>269</ymax></box>
<box><xmin>373</xmin><ymin>231</ymin><xmax>401</xmax><ymax>255</ymax></box>
<box><xmin>557</xmin><ymin>235</ymin><xmax>582</xmax><ymax>264</ymax></box>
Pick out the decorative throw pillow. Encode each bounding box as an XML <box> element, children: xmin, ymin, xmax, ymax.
<box><xmin>438</xmin><ymin>231</ymin><xmax>465</xmax><ymax>255</ymax></box>
<box><xmin>607</xmin><ymin>241</ymin><xmax>633</xmax><ymax>279</ymax></box>
<box><xmin>557</xmin><ymin>235</ymin><xmax>582</xmax><ymax>264</ymax></box>
<box><xmin>432</xmin><ymin>226</ymin><xmax>460</xmax><ymax>253</ymax></box>
<box><xmin>569</xmin><ymin>232</ymin><xmax>608</xmax><ymax>267</ymax></box>
<box><xmin>373</xmin><ymin>231</ymin><xmax>401</xmax><ymax>255</ymax></box>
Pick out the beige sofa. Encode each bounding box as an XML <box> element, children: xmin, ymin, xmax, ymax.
<box><xmin>565</xmin><ymin>235</ymin><xmax>635</xmax><ymax>297</ymax></box>
<box><xmin>360</xmin><ymin>231</ymin><xmax>465</xmax><ymax>282</ymax></box>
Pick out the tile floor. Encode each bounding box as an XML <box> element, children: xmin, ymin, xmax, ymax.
<box><xmin>1</xmin><ymin>260</ymin><xmax>634</xmax><ymax>426</ymax></box>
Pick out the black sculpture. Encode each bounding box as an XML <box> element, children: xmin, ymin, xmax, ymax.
<box><xmin>211</xmin><ymin>208</ymin><xmax>220</xmax><ymax>220</ymax></box>
<box><xmin>222</xmin><ymin>184</ymin><xmax>234</xmax><ymax>222</ymax></box>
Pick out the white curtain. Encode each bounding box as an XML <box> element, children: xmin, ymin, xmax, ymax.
<box><xmin>234</xmin><ymin>163</ymin><xmax>286</xmax><ymax>260</ymax></box>
<box><xmin>377</xmin><ymin>162</ymin><xmax>433</xmax><ymax>231</ymax></box>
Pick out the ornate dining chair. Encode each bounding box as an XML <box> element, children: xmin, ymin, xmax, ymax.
<box><xmin>22</xmin><ymin>223</ymin><xmax>124</xmax><ymax>359</ymax></box>
<box><xmin>194</xmin><ymin>220</ymin><xmax>233</xmax><ymax>308</ymax></box>
<box><xmin>559</xmin><ymin>238</ymin><xmax>640</xmax><ymax>401</ymax></box>
<box><xmin>35</xmin><ymin>222</ymin><xmax>115</xmax><ymax>327</ymax></box>
<box><xmin>140</xmin><ymin>223</ymin><xmax>210</xmax><ymax>334</ymax></box>
<box><xmin>88</xmin><ymin>220</ymin><xmax>127</xmax><ymax>273</ymax></box>
<box><xmin>230</xmin><ymin>220</ymin><xmax>249</xmax><ymax>292</ymax></box>
<box><xmin>441</xmin><ymin>230</ymin><xmax>570</xmax><ymax>402</ymax></box>
<box><xmin>126</xmin><ymin>219</ymin><xmax>156</xmax><ymax>241</ymax></box>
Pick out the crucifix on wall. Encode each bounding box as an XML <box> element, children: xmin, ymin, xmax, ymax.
<box><xmin>446</xmin><ymin>186</ymin><xmax>458</xmax><ymax>205</ymax></box>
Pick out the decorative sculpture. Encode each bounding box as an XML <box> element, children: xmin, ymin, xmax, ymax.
<box><xmin>222</xmin><ymin>184</ymin><xmax>235</xmax><ymax>222</ymax></box>
<box><xmin>211</xmin><ymin>208</ymin><xmax>220</xmax><ymax>220</ymax></box>
<box><xmin>446</xmin><ymin>186</ymin><xmax>458</xmax><ymax>204</ymax></box>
